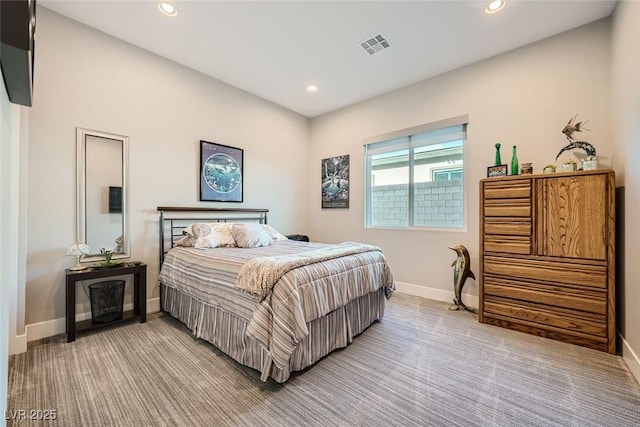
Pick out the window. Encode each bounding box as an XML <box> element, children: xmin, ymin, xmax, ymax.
<box><xmin>364</xmin><ymin>116</ymin><xmax>467</xmax><ymax>229</ymax></box>
<box><xmin>433</xmin><ymin>168</ymin><xmax>463</xmax><ymax>182</ymax></box>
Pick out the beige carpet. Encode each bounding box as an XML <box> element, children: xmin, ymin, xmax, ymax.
<box><xmin>8</xmin><ymin>293</ymin><xmax>640</xmax><ymax>426</ymax></box>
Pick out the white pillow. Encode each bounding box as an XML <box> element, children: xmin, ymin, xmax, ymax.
<box><xmin>263</xmin><ymin>224</ymin><xmax>288</xmax><ymax>241</ymax></box>
<box><xmin>230</xmin><ymin>223</ymin><xmax>273</xmax><ymax>248</ymax></box>
<box><xmin>183</xmin><ymin>222</ymin><xmax>236</xmax><ymax>249</ymax></box>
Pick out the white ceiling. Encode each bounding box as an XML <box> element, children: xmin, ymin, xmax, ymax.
<box><xmin>40</xmin><ymin>0</ymin><xmax>617</xmax><ymax>118</ymax></box>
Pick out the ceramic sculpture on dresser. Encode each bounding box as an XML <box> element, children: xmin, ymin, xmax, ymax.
<box><xmin>555</xmin><ymin>115</ymin><xmax>597</xmax><ymax>161</ymax></box>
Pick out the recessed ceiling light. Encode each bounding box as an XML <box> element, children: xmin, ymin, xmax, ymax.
<box><xmin>306</xmin><ymin>85</ymin><xmax>318</xmax><ymax>93</ymax></box>
<box><xmin>485</xmin><ymin>0</ymin><xmax>506</xmax><ymax>14</ymax></box>
<box><xmin>159</xmin><ymin>2</ymin><xmax>178</xmax><ymax>17</ymax></box>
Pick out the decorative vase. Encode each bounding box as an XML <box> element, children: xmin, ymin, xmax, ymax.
<box><xmin>101</xmin><ymin>247</ymin><xmax>114</xmax><ymax>265</ymax></box>
<box><xmin>510</xmin><ymin>145</ymin><xmax>519</xmax><ymax>176</ymax></box>
<box><xmin>494</xmin><ymin>143</ymin><xmax>502</xmax><ymax>166</ymax></box>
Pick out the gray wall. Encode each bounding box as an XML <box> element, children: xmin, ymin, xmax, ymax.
<box><xmin>611</xmin><ymin>0</ymin><xmax>640</xmax><ymax>380</ymax></box>
<box><xmin>309</xmin><ymin>19</ymin><xmax>612</xmax><ymax>302</ymax></box>
<box><xmin>0</xmin><ymin>67</ymin><xmax>29</xmax><ymax>422</ymax></box>
<box><xmin>24</xmin><ymin>7</ymin><xmax>310</xmax><ymax>326</ymax></box>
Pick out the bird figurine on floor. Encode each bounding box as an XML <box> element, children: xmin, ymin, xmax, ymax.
<box><xmin>448</xmin><ymin>244</ymin><xmax>476</xmax><ymax>312</ymax></box>
<box><xmin>555</xmin><ymin>115</ymin><xmax>596</xmax><ymax>161</ymax></box>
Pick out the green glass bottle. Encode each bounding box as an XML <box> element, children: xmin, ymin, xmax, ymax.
<box><xmin>510</xmin><ymin>145</ymin><xmax>519</xmax><ymax>175</ymax></box>
<box><xmin>494</xmin><ymin>143</ymin><xmax>502</xmax><ymax>166</ymax></box>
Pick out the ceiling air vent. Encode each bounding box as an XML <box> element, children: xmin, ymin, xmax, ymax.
<box><xmin>360</xmin><ymin>33</ymin><xmax>390</xmax><ymax>55</ymax></box>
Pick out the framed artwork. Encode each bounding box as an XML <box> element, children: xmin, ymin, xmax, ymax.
<box><xmin>487</xmin><ymin>164</ymin><xmax>508</xmax><ymax>178</ymax></box>
<box><xmin>200</xmin><ymin>140</ymin><xmax>243</xmax><ymax>202</ymax></box>
<box><xmin>322</xmin><ymin>155</ymin><xmax>349</xmax><ymax>208</ymax></box>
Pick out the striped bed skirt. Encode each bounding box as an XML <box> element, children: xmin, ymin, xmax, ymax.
<box><xmin>161</xmin><ymin>283</ymin><xmax>387</xmax><ymax>383</ymax></box>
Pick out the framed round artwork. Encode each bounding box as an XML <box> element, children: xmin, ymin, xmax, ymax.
<box><xmin>200</xmin><ymin>140</ymin><xmax>243</xmax><ymax>202</ymax></box>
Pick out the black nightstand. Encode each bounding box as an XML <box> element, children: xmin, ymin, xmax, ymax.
<box><xmin>286</xmin><ymin>234</ymin><xmax>309</xmax><ymax>242</ymax></box>
<box><xmin>65</xmin><ymin>262</ymin><xmax>147</xmax><ymax>343</ymax></box>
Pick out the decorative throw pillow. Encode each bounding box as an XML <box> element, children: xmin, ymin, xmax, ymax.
<box><xmin>183</xmin><ymin>222</ymin><xmax>236</xmax><ymax>249</ymax></box>
<box><xmin>206</xmin><ymin>223</ymin><xmax>236</xmax><ymax>247</ymax></box>
<box><xmin>231</xmin><ymin>223</ymin><xmax>273</xmax><ymax>248</ymax></box>
<box><xmin>183</xmin><ymin>223</ymin><xmax>210</xmax><ymax>238</ymax></box>
<box><xmin>263</xmin><ymin>224</ymin><xmax>288</xmax><ymax>241</ymax></box>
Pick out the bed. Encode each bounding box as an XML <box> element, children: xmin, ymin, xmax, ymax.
<box><xmin>157</xmin><ymin>207</ymin><xmax>395</xmax><ymax>383</ymax></box>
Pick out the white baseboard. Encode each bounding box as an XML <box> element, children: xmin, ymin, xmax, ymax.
<box><xmin>25</xmin><ymin>317</ymin><xmax>66</xmax><ymax>343</ymax></box>
<box><xmin>394</xmin><ymin>281</ymin><xmax>478</xmax><ymax>309</ymax></box>
<box><xmin>147</xmin><ymin>297</ymin><xmax>160</xmax><ymax>313</ymax></box>
<box><xmin>9</xmin><ymin>333</ymin><xmax>27</xmax><ymax>355</ymax></box>
<box><xmin>621</xmin><ymin>334</ymin><xmax>640</xmax><ymax>385</ymax></box>
<box><xmin>22</xmin><ymin>298</ymin><xmax>161</xmax><ymax>347</ymax></box>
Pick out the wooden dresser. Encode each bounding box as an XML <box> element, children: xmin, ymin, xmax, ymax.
<box><xmin>479</xmin><ymin>169</ymin><xmax>615</xmax><ymax>353</ymax></box>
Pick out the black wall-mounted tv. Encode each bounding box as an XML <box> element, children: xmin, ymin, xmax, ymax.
<box><xmin>0</xmin><ymin>0</ymin><xmax>36</xmax><ymax>107</ymax></box>
<box><xmin>109</xmin><ymin>186</ymin><xmax>122</xmax><ymax>214</ymax></box>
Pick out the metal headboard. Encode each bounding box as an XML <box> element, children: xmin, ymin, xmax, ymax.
<box><xmin>157</xmin><ymin>206</ymin><xmax>269</xmax><ymax>269</ymax></box>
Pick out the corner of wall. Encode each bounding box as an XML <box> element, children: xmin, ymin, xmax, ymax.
<box><xmin>621</xmin><ymin>334</ymin><xmax>640</xmax><ymax>385</ymax></box>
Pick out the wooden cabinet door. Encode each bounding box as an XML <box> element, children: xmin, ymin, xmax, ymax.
<box><xmin>537</xmin><ymin>174</ymin><xmax>607</xmax><ymax>260</ymax></box>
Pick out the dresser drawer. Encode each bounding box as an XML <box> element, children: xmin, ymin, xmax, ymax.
<box><xmin>484</xmin><ymin>296</ymin><xmax>606</xmax><ymax>337</ymax></box>
<box><xmin>484</xmin><ymin>235</ymin><xmax>531</xmax><ymax>255</ymax></box>
<box><xmin>484</xmin><ymin>218</ymin><xmax>531</xmax><ymax>236</ymax></box>
<box><xmin>483</xmin><ymin>180</ymin><xmax>531</xmax><ymax>199</ymax></box>
<box><xmin>484</xmin><ymin>199</ymin><xmax>531</xmax><ymax>217</ymax></box>
<box><xmin>483</xmin><ymin>277</ymin><xmax>607</xmax><ymax>314</ymax></box>
<box><xmin>484</xmin><ymin>255</ymin><xmax>607</xmax><ymax>289</ymax></box>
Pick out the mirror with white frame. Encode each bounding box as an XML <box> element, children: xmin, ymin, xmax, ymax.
<box><xmin>76</xmin><ymin>127</ymin><xmax>130</xmax><ymax>262</ymax></box>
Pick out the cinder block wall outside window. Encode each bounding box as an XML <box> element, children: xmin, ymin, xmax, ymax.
<box><xmin>371</xmin><ymin>179</ymin><xmax>463</xmax><ymax>227</ymax></box>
